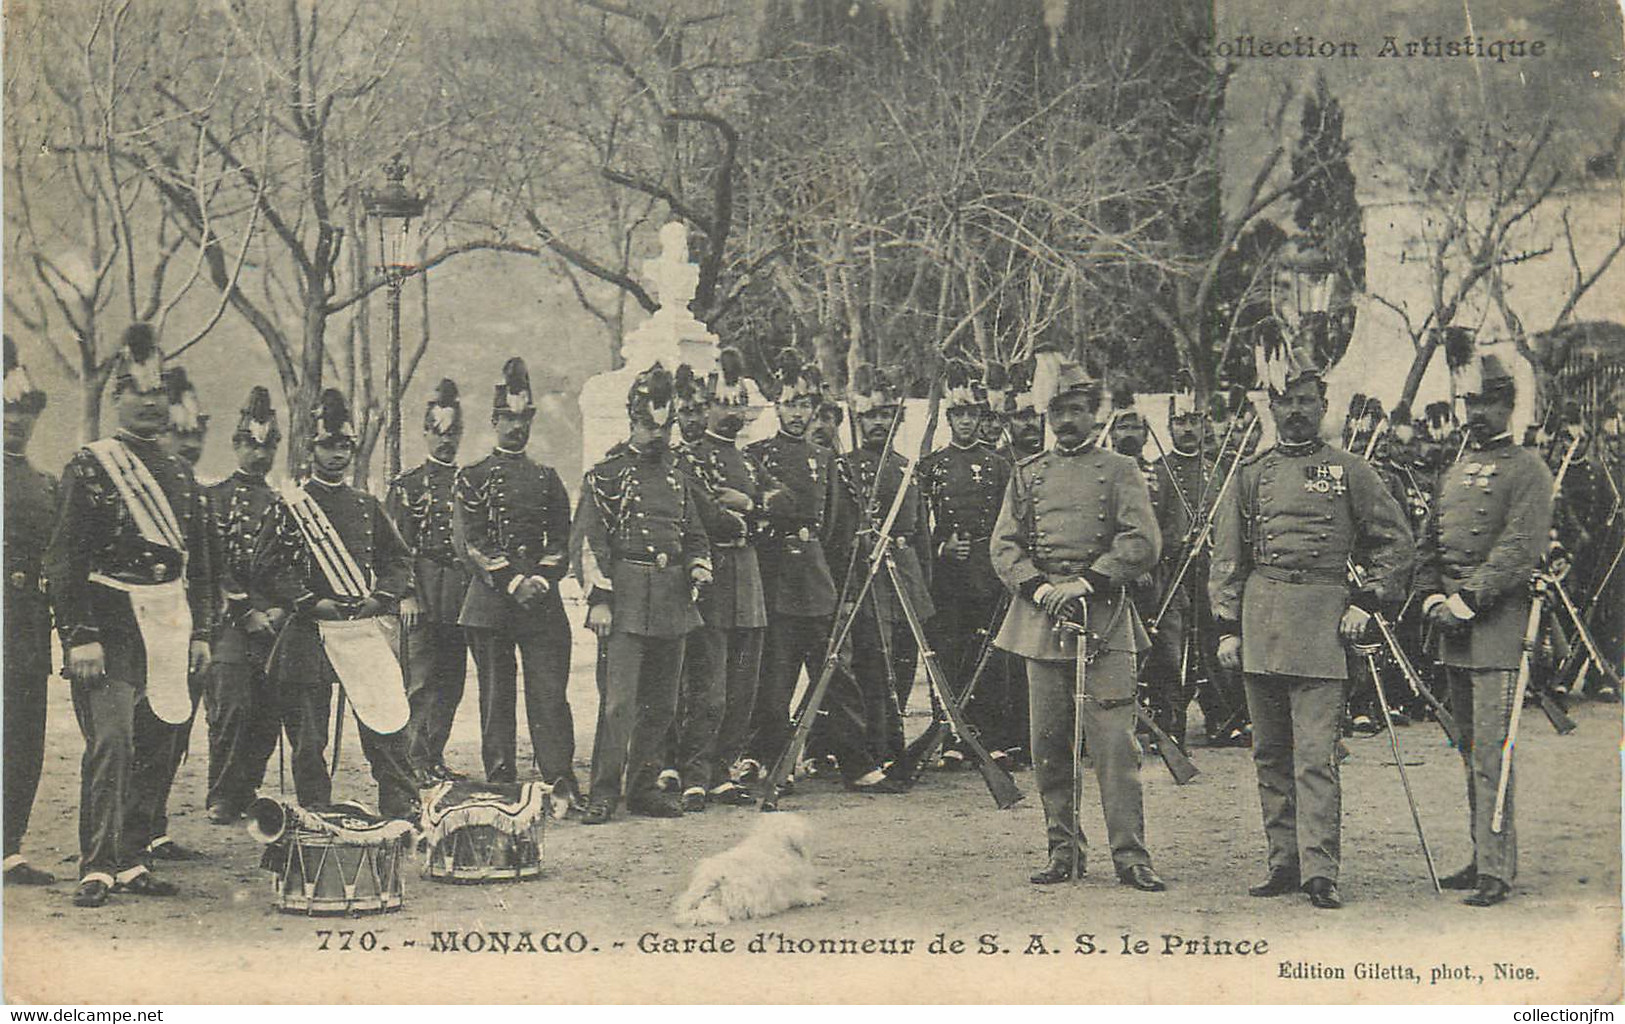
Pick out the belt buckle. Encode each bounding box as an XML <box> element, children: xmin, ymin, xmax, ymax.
<box><xmin>797</xmin><ymin>527</ymin><xmax>811</xmax><ymax>542</ymax></box>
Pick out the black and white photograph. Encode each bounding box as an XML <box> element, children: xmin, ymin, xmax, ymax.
<box><xmin>1</xmin><ymin>0</ymin><xmax>1621</xmax><ymax>1006</ymax></box>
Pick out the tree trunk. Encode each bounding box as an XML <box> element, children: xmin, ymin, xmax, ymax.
<box><xmin>1395</xmin><ymin>331</ymin><xmax>1442</xmax><ymax>413</ymax></box>
<box><xmin>287</xmin><ymin>299</ymin><xmax>328</xmax><ymax>477</ymax></box>
<box><xmin>79</xmin><ymin>378</ymin><xmax>104</xmax><ymax>443</ymax></box>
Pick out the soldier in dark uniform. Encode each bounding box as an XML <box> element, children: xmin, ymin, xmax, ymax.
<box><xmin>744</xmin><ymin>355</ymin><xmax>904</xmax><ymax>794</ymax></box>
<box><xmin>1419</xmin><ymin>351</ymin><xmax>1553</xmax><ymax>908</ymax></box>
<box><xmin>671</xmin><ymin>355</ymin><xmax>785</xmax><ymax>810</ymax></box>
<box><xmin>829</xmin><ymin>366</ymin><xmax>935</xmax><ymax>761</ymax></box>
<box><xmin>919</xmin><ymin>363</ymin><xmax>1015</xmax><ymax>764</ymax></box>
<box><xmin>455</xmin><ymin>360</ymin><xmax>577</xmax><ymax>798</ymax></box>
<box><xmin>1108</xmin><ymin>389</ymin><xmax>1192</xmax><ymax>747</ymax></box>
<box><xmin>48</xmin><ymin>324</ymin><xmax>213</xmax><ymax>907</ymax></box>
<box><xmin>991</xmin><ymin>355</ymin><xmax>1166</xmax><ymax>890</ymax></box>
<box><xmin>122</xmin><ymin>367</ymin><xmax>214</xmax><ymax>862</ymax></box>
<box><xmin>4</xmin><ymin>337</ymin><xmax>58</xmax><ymax>885</ymax></box>
<box><xmin>251</xmin><ymin>389</ymin><xmax>420</xmax><ymax>817</ymax></box>
<box><xmin>202</xmin><ymin>387</ymin><xmax>285</xmax><ymax>824</ymax></box>
<box><xmin>1210</xmin><ymin>344</ymin><xmax>1413</xmax><ymax>911</ymax></box>
<box><xmin>575</xmin><ymin>364</ymin><xmax>712</xmax><ymax>822</ymax></box>
<box><xmin>387</xmin><ymin>380</ymin><xmax>472</xmax><ymax>783</ymax></box>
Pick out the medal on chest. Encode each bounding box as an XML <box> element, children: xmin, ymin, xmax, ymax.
<box><xmin>1303</xmin><ymin>463</ymin><xmax>1346</xmax><ymax>496</ymax></box>
<box><xmin>1459</xmin><ymin>462</ymin><xmax>1497</xmax><ymax>490</ymax></box>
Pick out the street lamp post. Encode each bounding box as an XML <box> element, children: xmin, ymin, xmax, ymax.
<box><xmin>363</xmin><ymin>154</ymin><xmax>428</xmax><ymax>482</ymax></box>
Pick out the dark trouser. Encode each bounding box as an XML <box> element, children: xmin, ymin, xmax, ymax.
<box><xmin>1025</xmin><ymin>659</ymin><xmax>1151</xmax><ymax>872</ymax></box>
<box><xmin>1181</xmin><ymin>570</ymin><xmax>1247</xmax><ymax>734</ymax></box>
<box><xmin>403</xmin><ymin>620</ymin><xmax>469</xmax><ymax>773</ymax></box>
<box><xmin>204</xmin><ymin>655</ymin><xmax>281</xmax><ymax>814</ymax></box>
<box><xmin>589</xmin><ymin>631</ymin><xmax>686</xmax><ymax>805</ymax></box>
<box><xmin>4</xmin><ymin>658</ymin><xmax>48</xmax><ymax>861</ymax></box>
<box><xmin>466</xmin><ymin>604</ymin><xmax>573</xmax><ymax>785</ymax></box>
<box><xmin>280</xmin><ymin>664</ymin><xmax>420</xmax><ymax>818</ymax></box>
<box><xmin>851</xmin><ymin>612</ymin><xmax>910</xmax><ymax>761</ymax></box>
<box><xmin>1446</xmin><ymin>667</ymin><xmax>1517</xmax><ymax>884</ymax></box>
<box><xmin>1140</xmin><ymin>601</ymin><xmax>1188</xmax><ymax>746</ymax></box>
<box><xmin>928</xmin><ymin>585</ymin><xmax>1022</xmax><ymax>753</ymax></box>
<box><xmin>1245</xmin><ymin>673</ymin><xmax>1343</xmax><ymax>884</ymax></box>
<box><xmin>70</xmin><ymin>662</ymin><xmax>150</xmax><ymax>883</ymax></box>
<box><xmin>680</xmin><ymin>624</ymin><xmax>764</xmax><ymax>791</ymax></box>
<box><xmin>750</xmin><ymin>612</ymin><xmax>877</xmax><ymax>781</ymax></box>
<box><xmin>128</xmin><ymin>671</ymin><xmax>203</xmax><ymax>849</ymax></box>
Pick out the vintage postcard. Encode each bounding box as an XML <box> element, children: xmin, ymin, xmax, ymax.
<box><xmin>2</xmin><ymin>0</ymin><xmax>1621</xmax><ymax>1006</ymax></box>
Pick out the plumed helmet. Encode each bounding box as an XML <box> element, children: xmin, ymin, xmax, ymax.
<box><xmin>312</xmin><ymin>387</ymin><xmax>357</xmax><ymax>443</ymax></box>
<box><xmin>114</xmin><ymin>322</ymin><xmax>166</xmax><ymax>396</ymax></box>
<box><xmin>235</xmin><ymin>385</ymin><xmax>281</xmax><ymax>446</ymax></box>
<box><xmin>942</xmin><ymin>357</ymin><xmax>987</xmax><ymax>410</ymax></box>
<box><xmin>628</xmin><ymin>362</ymin><xmax>675</xmax><ymax>427</ymax></box>
<box><xmin>493</xmin><ymin>357</ymin><xmax>535</xmax><ymax>416</ymax></box>
<box><xmin>425</xmin><ymin>378</ymin><xmax>461</xmax><ymax>435</ymax></box>
<box><xmin>3</xmin><ymin>335</ymin><xmax>47</xmax><ymax>415</ymax></box>
<box><xmin>163</xmin><ymin>366</ymin><xmax>208</xmax><ymax>434</ymax></box>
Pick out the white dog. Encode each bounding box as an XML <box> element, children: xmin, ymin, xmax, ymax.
<box><xmin>673</xmin><ymin>814</ymin><xmax>825</xmax><ymax>925</ymax></box>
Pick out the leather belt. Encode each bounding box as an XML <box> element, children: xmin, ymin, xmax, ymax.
<box><xmin>1036</xmin><ymin>559</ymin><xmax>1096</xmax><ymax>576</ymax></box>
<box><xmin>1255</xmin><ymin>565</ymin><xmax>1346</xmax><ymax>586</ymax></box>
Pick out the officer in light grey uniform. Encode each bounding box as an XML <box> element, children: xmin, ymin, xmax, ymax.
<box><xmin>1419</xmin><ymin>350</ymin><xmax>1552</xmax><ymax>908</ymax></box>
<box><xmin>1210</xmin><ymin>344</ymin><xmax>1412</xmax><ymax>910</ymax></box>
<box><xmin>991</xmin><ymin>355</ymin><xmax>1166</xmax><ymax>891</ymax></box>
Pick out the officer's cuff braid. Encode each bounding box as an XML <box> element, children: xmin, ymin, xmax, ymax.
<box><xmin>1348</xmin><ymin>589</ymin><xmax>1381</xmax><ymax>613</ymax></box>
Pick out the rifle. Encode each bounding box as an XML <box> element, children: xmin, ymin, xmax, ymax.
<box><xmin>1149</xmin><ymin>417</ymin><xmax>1259</xmax><ymax>634</ymax></box>
<box><xmin>1359</xmin><ymin>643</ymin><xmax>1442</xmax><ymax>892</ymax></box>
<box><xmin>884</xmin><ymin>555</ymin><xmax>1022</xmax><ymax>809</ymax></box>
<box><xmin>1493</xmin><ymin>579</ymin><xmax>1545</xmax><ymax>834</ymax></box>
<box><xmin>888</xmin><ymin>593</ymin><xmax>1010</xmax><ymax>784</ymax></box>
<box><xmin>1544</xmin><ymin>571</ymin><xmax>1625</xmax><ymax>694</ymax></box>
<box><xmin>759</xmin><ymin>431</ymin><xmax>921</xmax><ymax>812</ymax></box>
<box><xmin>1348</xmin><ymin>561</ymin><xmax>1460</xmax><ymax>746</ymax></box>
<box><xmin>1132</xmin><ymin>704</ymin><xmax>1199</xmax><ymax>785</ymax></box>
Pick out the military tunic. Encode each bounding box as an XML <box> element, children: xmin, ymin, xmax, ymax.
<box><xmin>1209</xmin><ymin>437</ymin><xmax>1413</xmax><ymax>886</ymax></box>
<box><xmin>202</xmin><ymin>469</ymin><xmax>282</xmax><ymax>815</ymax></box>
<box><xmin>574</xmin><ymin>442</ymin><xmax>711</xmax><ymax>804</ymax></box>
<box><xmin>386</xmin><ymin>458</ymin><xmax>472</xmax><ymax>776</ymax></box>
<box><xmin>1418</xmin><ymin>434</ymin><xmax>1553</xmax><ymax>885</ymax></box>
<box><xmin>450</xmin><ymin>448</ymin><xmax>574</xmax><ymax>785</ymax></box>
<box><xmin>920</xmin><ymin>441</ymin><xmax>1019</xmax><ymax>751</ymax></box>
<box><xmin>251</xmin><ymin>478</ymin><xmax>419</xmax><ymax>816</ymax></box>
<box><xmin>673</xmin><ymin>432</ymin><xmax>787</xmax><ymax>791</ymax></box>
<box><xmin>45</xmin><ymin>431</ymin><xmax>214</xmax><ymax>886</ymax></box>
<box><xmin>742</xmin><ymin>431</ymin><xmax>878</xmax><ymax>780</ymax></box>
<box><xmin>989</xmin><ymin>441</ymin><xmax>1162</xmax><ymax>868</ymax></box>
<box><xmin>4</xmin><ymin>451</ymin><xmax>56</xmax><ymax>866</ymax></box>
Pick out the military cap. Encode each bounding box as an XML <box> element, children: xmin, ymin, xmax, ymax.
<box><xmin>163</xmin><ymin>366</ymin><xmax>208</xmax><ymax>435</ymax></box>
<box><xmin>849</xmin><ymin>363</ymin><xmax>902</xmax><ymax>415</ymax></box>
<box><xmin>628</xmin><ymin>361</ymin><xmax>675</xmax><ymax>426</ymax></box>
<box><xmin>942</xmin><ymin>358</ymin><xmax>987</xmax><ymax>410</ymax></box>
<box><xmin>773</xmin><ymin>348</ymin><xmax>822</xmax><ymax>403</ymax></box>
<box><xmin>425</xmin><ymin>378</ymin><xmax>461</xmax><ymax>435</ymax></box>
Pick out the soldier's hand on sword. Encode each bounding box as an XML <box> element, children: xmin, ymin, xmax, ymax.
<box><xmin>1338</xmin><ymin>605</ymin><xmax>1373</xmax><ymax>643</ymax></box>
<box><xmin>66</xmin><ymin>641</ymin><xmax>107</xmax><ymax>684</ymax></box>
<box><xmin>1036</xmin><ymin>577</ymin><xmax>1092</xmax><ymax>618</ymax></box>
<box><xmin>399</xmin><ymin>595</ymin><xmax>422</xmax><ymax>629</ymax></box>
<box><xmin>586</xmin><ymin>602</ymin><xmax>613</xmax><ymax>638</ymax></box>
<box><xmin>189</xmin><ymin>640</ymin><xmax>211</xmax><ymax>675</ymax></box>
<box><xmin>946</xmin><ymin>532</ymin><xmax>972</xmax><ymax>562</ymax></box>
<box><xmin>1217</xmin><ymin>634</ymin><xmax>1242</xmax><ymax>671</ymax></box>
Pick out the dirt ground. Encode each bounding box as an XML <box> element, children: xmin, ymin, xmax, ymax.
<box><xmin>4</xmin><ymin>617</ymin><xmax>1621</xmax><ymax>1004</ymax></box>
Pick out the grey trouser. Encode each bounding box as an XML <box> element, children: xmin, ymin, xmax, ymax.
<box><xmin>1026</xmin><ymin>659</ymin><xmax>1151</xmax><ymax>873</ymax></box>
<box><xmin>205</xmin><ymin>655</ymin><xmax>281</xmax><ymax>813</ymax></box>
<box><xmin>1245</xmin><ymin>673</ymin><xmax>1343</xmax><ymax>883</ymax></box>
<box><xmin>1446</xmin><ymin>667</ymin><xmax>1517</xmax><ymax>884</ymax></box>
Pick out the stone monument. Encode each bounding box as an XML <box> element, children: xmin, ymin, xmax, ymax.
<box><xmin>578</xmin><ymin>221</ymin><xmax>726</xmax><ymax>468</ymax></box>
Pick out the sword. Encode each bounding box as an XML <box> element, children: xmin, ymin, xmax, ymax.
<box><xmin>1544</xmin><ymin>571</ymin><xmax>1625</xmax><ymax>693</ymax></box>
<box><xmin>1492</xmin><ymin>580</ymin><xmax>1545</xmax><ymax>834</ymax></box>
<box><xmin>1360</xmin><ymin>643</ymin><xmax>1441</xmax><ymax>892</ymax></box>
<box><xmin>1069</xmin><ymin>603</ymin><xmax>1088</xmax><ymax>884</ymax></box>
